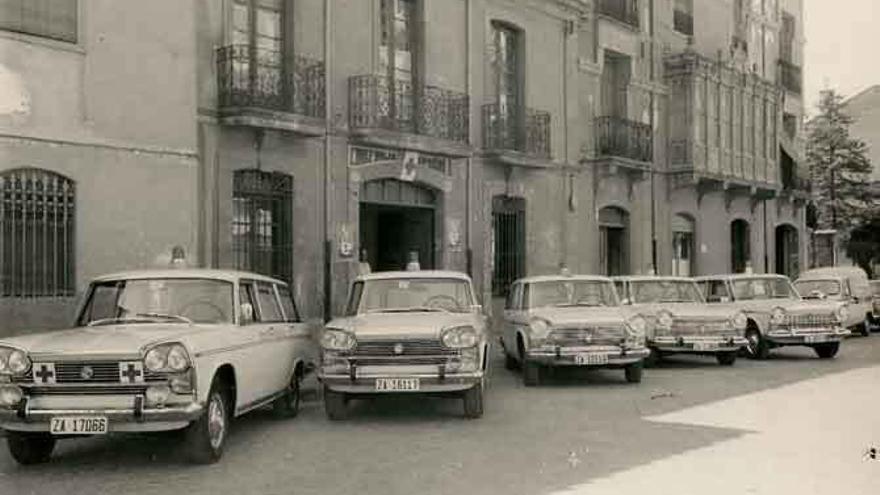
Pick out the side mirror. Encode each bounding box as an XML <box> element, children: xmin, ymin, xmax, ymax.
<box><xmin>240</xmin><ymin>302</ymin><xmax>254</xmax><ymax>324</ymax></box>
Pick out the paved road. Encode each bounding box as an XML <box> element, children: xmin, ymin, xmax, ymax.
<box><xmin>1</xmin><ymin>335</ymin><xmax>878</xmax><ymax>495</ymax></box>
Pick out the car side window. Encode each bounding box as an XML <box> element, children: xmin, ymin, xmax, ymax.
<box><xmin>239</xmin><ymin>282</ymin><xmax>258</xmax><ymax>325</ymax></box>
<box><xmin>255</xmin><ymin>281</ymin><xmax>284</xmax><ymax>323</ymax></box>
<box><xmin>705</xmin><ymin>280</ymin><xmax>731</xmax><ymax>303</ymax></box>
<box><xmin>276</xmin><ymin>284</ymin><xmax>300</xmax><ymax>322</ymax></box>
<box><xmin>506</xmin><ymin>283</ymin><xmax>522</xmax><ymax>310</ymax></box>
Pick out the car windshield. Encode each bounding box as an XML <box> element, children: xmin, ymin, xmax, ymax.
<box><xmin>356</xmin><ymin>278</ymin><xmax>473</xmax><ymax>314</ymax></box>
<box><xmin>630</xmin><ymin>280</ymin><xmax>703</xmax><ymax>304</ymax></box>
<box><xmin>793</xmin><ymin>279</ymin><xmax>841</xmax><ymax>299</ymax></box>
<box><xmin>79</xmin><ymin>278</ymin><xmax>234</xmax><ymax>326</ymax></box>
<box><xmin>526</xmin><ymin>280</ymin><xmax>618</xmax><ymax>308</ymax></box>
<box><xmin>732</xmin><ymin>277</ymin><xmax>799</xmax><ymax>301</ymax></box>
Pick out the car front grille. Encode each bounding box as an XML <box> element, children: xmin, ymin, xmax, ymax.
<box><xmin>16</xmin><ymin>360</ymin><xmax>166</xmax><ymax>385</ymax></box>
<box><xmin>26</xmin><ymin>385</ymin><xmax>149</xmax><ymax>396</ymax></box>
<box><xmin>670</xmin><ymin>320</ymin><xmax>737</xmax><ymax>337</ymax></box>
<box><xmin>780</xmin><ymin>314</ymin><xmax>836</xmax><ymax>329</ymax></box>
<box><xmin>548</xmin><ymin>326</ymin><xmax>624</xmax><ymax>346</ymax></box>
<box><xmin>347</xmin><ymin>338</ymin><xmax>460</xmax><ymax>366</ymax></box>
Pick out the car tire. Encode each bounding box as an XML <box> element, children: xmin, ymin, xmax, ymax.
<box><xmin>624</xmin><ymin>362</ymin><xmax>643</xmax><ymax>383</ymax></box>
<box><xmin>323</xmin><ymin>386</ymin><xmax>347</xmax><ymax>421</ymax></box>
<box><xmin>504</xmin><ymin>352</ymin><xmax>519</xmax><ymax>371</ymax></box>
<box><xmin>859</xmin><ymin>319</ymin><xmax>871</xmax><ymax>337</ymax></box>
<box><xmin>6</xmin><ymin>432</ymin><xmax>55</xmax><ymax>465</ymax></box>
<box><xmin>716</xmin><ymin>351</ymin><xmax>737</xmax><ymax>366</ymax></box>
<box><xmin>745</xmin><ymin>329</ymin><xmax>770</xmax><ymax>360</ymax></box>
<box><xmin>272</xmin><ymin>371</ymin><xmax>301</xmax><ymax>419</ymax></box>
<box><xmin>814</xmin><ymin>342</ymin><xmax>840</xmax><ymax>359</ymax></box>
<box><xmin>184</xmin><ymin>378</ymin><xmax>229</xmax><ymax>464</ymax></box>
<box><xmin>462</xmin><ymin>383</ymin><xmax>484</xmax><ymax>419</ymax></box>
<box><xmin>522</xmin><ymin>360</ymin><xmax>542</xmax><ymax>387</ymax></box>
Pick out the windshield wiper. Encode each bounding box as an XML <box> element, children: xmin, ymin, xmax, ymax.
<box><xmin>87</xmin><ymin>317</ymin><xmax>153</xmax><ymax>327</ymax></box>
<box><xmin>368</xmin><ymin>307</ymin><xmax>450</xmax><ymax>314</ymax></box>
<box><xmin>135</xmin><ymin>313</ymin><xmax>193</xmax><ymax>324</ymax></box>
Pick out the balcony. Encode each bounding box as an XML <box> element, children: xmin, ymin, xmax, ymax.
<box><xmin>348</xmin><ymin>75</ymin><xmax>470</xmax><ymax>155</ymax></box>
<box><xmin>673</xmin><ymin>9</ymin><xmax>694</xmax><ymax>36</ymax></box>
<box><xmin>216</xmin><ymin>45</ymin><xmax>325</xmax><ymax>134</ymax></box>
<box><xmin>596</xmin><ymin>0</ymin><xmax>640</xmax><ymax>29</ymax></box>
<box><xmin>778</xmin><ymin>60</ymin><xmax>802</xmax><ymax>95</ymax></box>
<box><xmin>595</xmin><ymin>116</ymin><xmax>653</xmax><ymax>164</ymax></box>
<box><xmin>481</xmin><ymin>103</ymin><xmax>551</xmax><ymax>165</ymax></box>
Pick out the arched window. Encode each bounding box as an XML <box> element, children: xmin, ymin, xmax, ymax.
<box><xmin>0</xmin><ymin>168</ymin><xmax>76</xmax><ymax>298</ymax></box>
<box><xmin>232</xmin><ymin>169</ymin><xmax>293</xmax><ymax>282</ymax></box>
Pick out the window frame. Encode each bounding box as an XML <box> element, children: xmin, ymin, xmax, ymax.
<box><xmin>0</xmin><ymin>0</ymin><xmax>79</xmax><ymax>45</ymax></box>
<box><xmin>275</xmin><ymin>282</ymin><xmax>301</xmax><ymax>323</ymax></box>
<box><xmin>253</xmin><ymin>280</ymin><xmax>285</xmax><ymax>323</ymax></box>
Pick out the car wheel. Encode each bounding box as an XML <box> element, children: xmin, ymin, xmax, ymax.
<box><xmin>504</xmin><ymin>352</ymin><xmax>520</xmax><ymax>371</ymax></box>
<box><xmin>716</xmin><ymin>351</ymin><xmax>737</xmax><ymax>366</ymax></box>
<box><xmin>745</xmin><ymin>329</ymin><xmax>770</xmax><ymax>360</ymax></box>
<box><xmin>272</xmin><ymin>371</ymin><xmax>301</xmax><ymax>419</ymax></box>
<box><xmin>624</xmin><ymin>362</ymin><xmax>643</xmax><ymax>383</ymax></box>
<box><xmin>185</xmin><ymin>379</ymin><xmax>229</xmax><ymax>464</ymax></box>
<box><xmin>814</xmin><ymin>342</ymin><xmax>840</xmax><ymax>359</ymax></box>
<box><xmin>522</xmin><ymin>360</ymin><xmax>542</xmax><ymax>387</ymax></box>
<box><xmin>859</xmin><ymin>319</ymin><xmax>871</xmax><ymax>337</ymax></box>
<box><xmin>462</xmin><ymin>382</ymin><xmax>484</xmax><ymax>419</ymax></box>
<box><xmin>323</xmin><ymin>386</ymin><xmax>347</xmax><ymax>421</ymax></box>
<box><xmin>6</xmin><ymin>432</ymin><xmax>55</xmax><ymax>465</ymax></box>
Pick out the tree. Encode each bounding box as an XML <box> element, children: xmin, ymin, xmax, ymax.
<box><xmin>805</xmin><ymin>89</ymin><xmax>874</xmax><ymax>239</ymax></box>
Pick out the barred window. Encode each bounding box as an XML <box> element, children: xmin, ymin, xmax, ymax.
<box><xmin>0</xmin><ymin>0</ymin><xmax>77</xmax><ymax>43</ymax></box>
<box><xmin>0</xmin><ymin>168</ymin><xmax>75</xmax><ymax>298</ymax></box>
<box><xmin>232</xmin><ymin>170</ymin><xmax>293</xmax><ymax>283</ymax></box>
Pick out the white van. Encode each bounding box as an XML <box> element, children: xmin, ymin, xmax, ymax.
<box><xmin>794</xmin><ymin>266</ymin><xmax>873</xmax><ymax>336</ymax></box>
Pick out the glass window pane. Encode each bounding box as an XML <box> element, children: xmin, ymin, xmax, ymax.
<box><xmin>276</xmin><ymin>284</ymin><xmax>299</xmax><ymax>321</ymax></box>
<box><xmin>256</xmin><ymin>281</ymin><xmax>283</xmax><ymax>322</ymax></box>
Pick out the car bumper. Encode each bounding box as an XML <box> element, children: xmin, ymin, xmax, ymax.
<box><xmin>0</xmin><ymin>394</ymin><xmax>203</xmax><ymax>433</ymax></box>
<box><xmin>650</xmin><ymin>336</ymin><xmax>747</xmax><ymax>353</ymax></box>
<box><xmin>526</xmin><ymin>345</ymin><xmax>649</xmax><ymax>367</ymax></box>
<box><xmin>766</xmin><ymin>327</ymin><xmax>850</xmax><ymax>345</ymax></box>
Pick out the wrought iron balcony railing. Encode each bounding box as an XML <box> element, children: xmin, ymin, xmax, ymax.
<box><xmin>216</xmin><ymin>45</ymin><xmax>325</xmax><ymax>118</ymax></box>
<box><xmin>778</xmin><ymin>60</ymin><xmax>802</xmax><ymax>95</ymax></box>
<box><xmin>595</xmin><ymin>116</ymin><xmax>653</xmax><ymax>163</ymax></box>
<box><xmin>482</xmin><ymin>104</ymin><xmax>551</xmax><ymax>159</ymax></box>
<box><xmin>596</xmin><ymin>0</ymin><xmax>640</xmax><ymax>28</ymax></box>
<box><xmin>349</xmin><ymin>75</ymin><xmax>469</xmax><ymax>143</ymax></box>
<box><xmin>673</xmin><ymin>9</ymin><xmax>694</xmax><ymax>36</ymax></box>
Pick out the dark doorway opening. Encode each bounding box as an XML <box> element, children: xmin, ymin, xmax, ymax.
<box><xmin>359</xmin><ymin>179</ymin><xmax>437</xmax><ymax>273</ymax></box>
<box><xmin>775</xmin><ymin>224</ymin><xmax>799</xmax><ymax>278</ymax></box>
<box><xmin>731</xmin><ymin>219</ymin><xmax>751</xmax><ymax>273</ymax></box>
<box><xmin>492</xmin><ymin>196</ymin><xmax>526</xmax><ymax>296</ymax></box>
<box><xmin>599</xmin><ymin>206</ymin><xmax>629</xmax><ymax>276</ymax></box>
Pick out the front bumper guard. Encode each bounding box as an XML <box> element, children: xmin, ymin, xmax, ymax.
<box><xmin>650</xmin><ymin>336</ymin><xmax>747</xmax><ymax>353</ymax></box>
<box><xmin>766</xmin><ymin>327</ymin><xmax>850</xmax><ymax>344</ymax></box>
<box><xmin>526</xmin><ymin>345</ymin><xmax>649</xmax><ymax>366</ymax></box>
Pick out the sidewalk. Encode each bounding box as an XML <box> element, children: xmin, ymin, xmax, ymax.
<box><xmin>552</xmin><ymin>365</ymin><xmax>880</xmax><ymax>495</ymax></box>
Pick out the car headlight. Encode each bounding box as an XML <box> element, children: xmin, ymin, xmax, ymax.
<box><xmin>321</xmin><ymin>328</ymin><xmax>356</xmax><ymax>351</ymax></box>
<box><xmin>529</xmin><ymin>318</ymin><xmax>552</xmax><ymax>340</ymax></box>
<box><xmin>441</xmin><ymin>325</ymin><xmax>478</xmax><ymax>349</ymax></box>
<box><xmin>770</xmin><ymin>307</ymin><xmax>786</xmax><ymax>326</ymax></box>
<box><xmin>0</xmin><ymin>347</ymin><xmax>31</xmax><ymax>376</ymax></box>
<box><xmin>144</xmin><ymin>343</ymin><xmax>191</xmax><ymax>373</ymax></box>
<box><xmin>731</xmin><ymin>311</ymin><xmax>748</xmax><ymax>330</ymax></box>
<box><xmin>834</xmin><ymin>305</ymin><xmax>848</xmax><ymax>323</ymax></box>
<box><xmin>656</xmin><ymin>311</ymin><xmax>674</xmax><ymax>330</ymax></box>
<box><xmin>626</xmin><ymin>315</ymin><xmax>647</xmax><ymax>339</ymax></box>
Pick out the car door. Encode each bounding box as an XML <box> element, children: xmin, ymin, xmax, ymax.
<box><xmin>232</xmin><ymin>280</ymin><xmax>271</xmax><ymax>410</ymax></box>
<box><xmin>250</xmin><ymin>280</ymin><xmax>292</xmax><ymax>399</ymax></box>
<box><xmin>274</xmin><ymin>283</ymin><xmax>315</xmax><ymax>388</ymax></box>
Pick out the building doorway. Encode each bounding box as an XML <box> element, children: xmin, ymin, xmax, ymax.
<box><xmin>672</xmin><ymin>213</ymin><xmax>695</xmax><ymax>277</ymax></box>
<box><xmin>599</xmin><ymin>206</ymin><xmax>629</xmax><ymax>276</ymax></box>
<box><xmin>359</xmin><ymin>179</ymin><xmax>437</xmax><ymax>272</ymax></box>
<box><xmin>492</xmin><ymin>196</ymin><xmax>526</xmax><ymax>296</ymax></box>
<box><xmin>730</xmin><ymin>219</ymin><xmax>751</xmax><ymax>273</ymax></box>
<box><xmin>775</xmin><ymin>224</ymin><xmax>799</xmax><ymax>278</ymax></box>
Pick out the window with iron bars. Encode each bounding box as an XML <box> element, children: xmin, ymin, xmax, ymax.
<box><xmin>232</xmin><ymin>170</ymin><xmax>293</xmax><ymax>283</ymax></box>
<box><xmin>0</xmin><ymin>168</ymin><xmax>76</xmax><ymax>298</ymax></box>
<box><xmin>0</xmin><ymin>0</ymin><xmax>77</xmax><ymax>43</ymax></box>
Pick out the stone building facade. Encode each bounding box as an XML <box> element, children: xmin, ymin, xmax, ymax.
<box><xmin>0</xmin><ymin>0</ymin><xmax>809</xmax><ymax>333</ymax></box>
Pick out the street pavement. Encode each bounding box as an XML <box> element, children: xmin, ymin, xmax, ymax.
<box><xmin>1</xmin><ymin>335</ymin><xmax>878</xmax><ymax>495</ymax></box>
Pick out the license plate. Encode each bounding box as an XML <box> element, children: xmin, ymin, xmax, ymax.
<box><xmin>574</xmin><ymin>353</ymin><xmax>608</xmax><ymax>365</ymax></box>
<box><xmin>805</xmin><ymin>334</ymin><xmax>828</xmax><ymax>343</ymax></box>
<box><xmin>375</xmin><ymin>378</ymin><xmax>420</xmax><ymax>392</ymax></box>
<box><xmin>50</xmin><ymin>416</ymin><xmax>108</xmax><ymax>435</ymax></box>
<box><xmin>693</xmin><ymin>342</ymin><xmax>718</xmax><ymax>351</ymax></box>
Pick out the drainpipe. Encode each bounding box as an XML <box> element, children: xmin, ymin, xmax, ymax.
<box><xmin>561</xmin><ymin>18</ymin><xmax>570</xmax><ymax>269</ymax></box>
<box><xmin>763</xmin><ymin>199</ymin><xmax>769</xmax><ymax>273</ymax></box>
<box><xmin>322</xmin><ymin>0</ymin><xmax>332</xmax><ymax>322</ymax></box>
<box><xmin>466</xmin><ymin>0</ymin><xmax>473</xmax><ymax>278</ymax></box>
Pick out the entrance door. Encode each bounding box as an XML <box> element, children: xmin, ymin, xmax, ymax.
<box><xmin>672</xmin><ymin>214</ymin><xmax>695</xmax><ymax>277</ymax></box>
<box><xmin>492</xmin><ymin>196</ymin><xmax>526</xmax><ymax>296</ymax></box>
<box><xmin>359</xmin><ymin>179</ymin><xmax>437</xmax><ymax>272</ymax></box>
<box><xmin>731</xmin><ymin>219</ymin><xmax>751</xmax><ymax>273</ymax></box>
<box><xmin>775</xmin><ymin>224</ymin><xmax>799</xmax><ymax>278</ymax></box>
<box><xmin>599</xmin><ymin>207</ymin><xmax>629</xmax><ymax>276</ymax></box>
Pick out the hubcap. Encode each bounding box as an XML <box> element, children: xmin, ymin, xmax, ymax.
<box><xmin>207</xmin><ymin>393</ymin><xmax>226</xmax><ymax>450</ymax></box>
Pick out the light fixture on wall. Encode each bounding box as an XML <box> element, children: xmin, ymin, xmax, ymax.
<box><xmin>568</xmin><ymin>174</ymin><xmax>577</xmax><ymax>212</ymax></box>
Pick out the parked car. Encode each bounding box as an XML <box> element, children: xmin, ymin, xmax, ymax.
<box><xmin>0</xmin><ymin>269</ymin><xmax>316</xmax><ymax>465</ymax></box>
<box><xmin>613</xmin><ymin>276</ymin><xmax>748</xmax><ymax>366</ymax></box>
<box><xmin>793</xmin><ymin>266</ymin><xmax>873</xmax><ymax>336</ymax></box>
<box><xmin>499</xmin><ymin>275</ymin><xmax>649</xmax><ymax>385</ymax></box>
<box><xmin>319</xmin><ymin>271</ymin><xmax>488</xmax><ymax>419</ymax></box>
<box><xmin>695</xmin><ymin>274</ymin><xmax>849</xmax><ymax>359</ymax></box>
<box><xmin>870</xmin><ymin>280</ymin><xmax>880</xmax><ymax>329</ymax></box>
